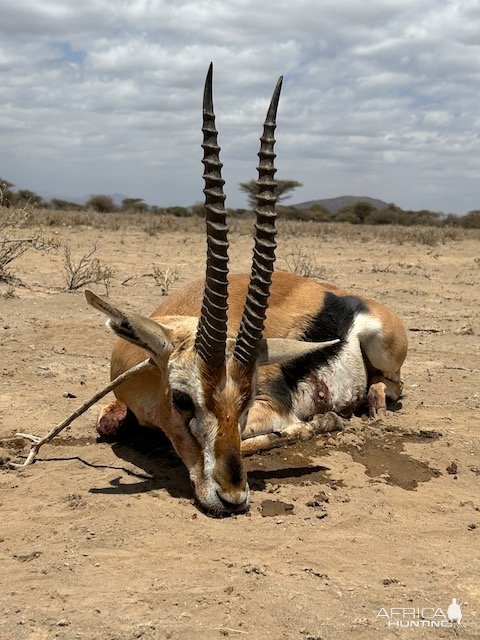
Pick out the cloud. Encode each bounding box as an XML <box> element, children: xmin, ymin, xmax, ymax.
<box><xmin>0</xmin><ymin>0</ymin><xmax>479</xmax><ymax>212</ymax></box>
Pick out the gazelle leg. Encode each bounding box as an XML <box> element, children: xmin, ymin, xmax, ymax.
<box><xmin>367</xmin><ymin>372</ymin><xmax>404</xmax><ymax>418</ymax></box>
<box><xmin>367</xmin><ymin>381</ymin><xmax>387</xmax><ymax>418</ymax></box>
<box><xmin>241</xmin><ymin>399</ymin><xmax>289</xmax><ymax>439</ymax></box>
<box><xmin>241</xmin><ymin>412</ymin><xmax>343</xmax><ymax>456</ymax></box>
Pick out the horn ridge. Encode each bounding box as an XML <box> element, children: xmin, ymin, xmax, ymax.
<box><xmin>195</xmin><ymin>63</ymin><xmax>230</xmax><ymax>367</ymax></box>
<box><xmin>233</xmin><ymin>76</ymin><xmax>283</xmax><ymax>368</ymax></box>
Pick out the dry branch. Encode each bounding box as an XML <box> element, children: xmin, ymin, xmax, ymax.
<box><xmin>64</xmin><ymin>244</ymin><xmax>114</xmax><ymax>293</ymax></box>
<box><xmin>7</xmin><ymin>359</ymin><xmax>152</xmax><ymax>468</ymax></box>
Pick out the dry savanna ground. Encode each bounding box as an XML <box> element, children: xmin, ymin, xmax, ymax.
<box><xmin>0</xmin><ymin>210</ymin><xmax>479</xmax><ymax>640</ymax></box>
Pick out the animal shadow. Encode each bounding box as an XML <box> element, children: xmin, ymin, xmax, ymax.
<box><xmin>90</xmin><ymin>419</ymin><xmax>191</xmax><ymax>500</ymax></box>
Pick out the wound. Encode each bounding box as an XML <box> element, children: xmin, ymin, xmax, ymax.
<box><xmin>97</xmin><ymin>403</ymin><xmax>128</xmax><ymax>440</ymax></box>
<box><xmin>313</xmin><ymin>378</ymin><xmax>332</xmax><ymax>414</ymax></box>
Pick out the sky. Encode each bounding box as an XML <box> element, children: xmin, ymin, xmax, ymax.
<box><xmin>1</xmin><ymin>0</ymin><xmax>480</xmax><ymax>214</ymax></box>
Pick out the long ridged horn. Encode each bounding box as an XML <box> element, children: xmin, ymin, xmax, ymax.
<box><xmin>233</xmin><ymin>76</ymin><xmax>283</xmax><ymax>368</ymax></box>
<box><xmin>194</xmin><ymin>63</ymin><xmax>230</xmax><ymax>366</ymax></box>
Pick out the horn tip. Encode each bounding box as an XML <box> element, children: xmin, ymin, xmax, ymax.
<box><xmin>204</xmin><ymin>63</ymin><xmax>214</xmax><ymax>112</ymax></box>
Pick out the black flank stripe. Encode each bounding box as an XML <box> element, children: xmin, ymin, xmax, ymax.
<box><xmin>281</xmin><ymin>292</ymin><xmax>368</xmax><ymax>391</ymax></box>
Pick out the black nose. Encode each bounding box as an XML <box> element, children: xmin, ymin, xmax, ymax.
<box><xmin>216</xmin><ymin>491</ymin><xmax>249</xmax><ymax>514</ymax></box>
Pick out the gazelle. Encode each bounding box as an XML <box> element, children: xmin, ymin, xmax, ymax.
<box><xmin>86</xmin><ymin>64</ymin><xmax>407</xmax><ymax>516</ymax></box>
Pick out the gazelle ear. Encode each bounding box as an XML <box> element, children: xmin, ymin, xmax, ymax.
<box><xmin>256</xmin><ymin>337</ymin><xmax>340</xmax><ymax>366</ymax></box>
<box><xmin>85</xmin><ymin>290</ymin><xmax>173</xmax><ymax>360</ymax></box>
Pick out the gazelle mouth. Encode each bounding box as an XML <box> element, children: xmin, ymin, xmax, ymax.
<box><xmin>215</xmin><ymin>490</ymin><xmax>250</xmax><ymax>515</ymax></box>
<box><xmin>192</xmin><ymin>489</ymin><xmax>250</xmax><ymax>518</ymax></box>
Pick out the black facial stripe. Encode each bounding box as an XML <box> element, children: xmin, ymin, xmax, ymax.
<box><xmin>226</xmin><ymin>453</ymin><xmax>243</xmax><ymax>486</ymax></box>
<box><xmin>172</xmin><ymin>389</ymin><xmax>195</xmax><ymax>415</ymax></box>
<box><xmin>281</xmin><ymin>292</ymin><xmax>368</xmax><ymax>391</ymax></box>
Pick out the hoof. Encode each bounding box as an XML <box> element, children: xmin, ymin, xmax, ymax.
<box><xmin>311</xmin><ymin>411</ymin><xmax>343</xmax><ymax>433</ymax></box>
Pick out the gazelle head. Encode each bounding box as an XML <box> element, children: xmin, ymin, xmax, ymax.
<box><xmin>86</xmin><ymin>65</ymin><xmax>337</xmax><ymax>516</ymax></box>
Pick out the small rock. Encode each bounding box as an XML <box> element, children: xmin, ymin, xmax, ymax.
<box><xmin>56</xmin><ymin>619</ymin><xmax>69</xmax><ymax>627</ymax></box>
<box><xmin>383</xmin><ymin>578</ymin><xmax>399</xmax><ymax>586</ymax></box>
<box><xmin>446</xmin><ymin>462</ymin><xmax>458</xmax><ymax>475</ymax></box>
<box><xmin>243</xmin><ymin>563</ymin><xmax>267</xmax><ymax>576</ymax></box>
<box><xmin>303</xmin><ymin>568</ymin><xmax>328</xmax><ymax>580</ymax></box>
<box><xmin>306</xmin><ymin>492</ymin><xmax>329</xmax><ymax>507</ymax></box>
<box><xmin>63</xmin><ymin>392</ymin><xmax>77</xmax><ymax>399</ymax></box>
<box><xmin>455</xmin><ymin>324</ymin><xmax>474</xmax><ymax>335</ymax></box>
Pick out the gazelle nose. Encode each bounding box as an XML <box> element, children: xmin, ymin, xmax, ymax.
<box><xmin>216</xmin><ymin>488</ymin><xmax>250</xmax><ymax>514</ymax></box>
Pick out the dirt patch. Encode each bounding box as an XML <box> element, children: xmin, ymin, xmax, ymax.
<box><xmin>1</xmin><ymin>221</ymin><xmax>479</xmax><ymax>639</ymax></box>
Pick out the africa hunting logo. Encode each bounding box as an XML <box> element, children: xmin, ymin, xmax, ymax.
<box><xmin>376</xmin><ymin>598</ymin><xmax>463</xmax><ymax>628</ymax></box>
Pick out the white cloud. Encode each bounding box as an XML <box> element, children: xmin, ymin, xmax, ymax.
<box><xmin>0</xmin><ymin>0</ymin><xmax>479</xmax><ymax>212</ymax></box>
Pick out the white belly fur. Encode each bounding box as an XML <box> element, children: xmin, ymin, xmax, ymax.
<box><xmin>292</xmin><ymin>313</ymin><xmax>382</xmax><ymax>417</ymax></box>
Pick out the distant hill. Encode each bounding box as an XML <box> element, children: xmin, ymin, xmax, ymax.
<box><xmin>292</xmin><ymin>195</ymin><xmax>390</xmax><ymax>214</ymax></box>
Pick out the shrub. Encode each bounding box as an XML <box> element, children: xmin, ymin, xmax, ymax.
<box><xmin>0</xmin><ymin>208</ymin><xmax>58</xmax><ymax>283</ymax></box>
<box><xmin>459</xmin><ymin>211</ymin><xmax>480</xmax><ymax>229</ymax></box>
<box><xmin>64</xmin><ymin>244</ymin><xmax>114</xmax><ymax>293</ymax></box>
<box><xmin>282</xmin><ymin>250</ymin><xmax>329</xmax><ymax>279</ymax></box>
<box><xmin>86</xmin><ymin>195</ymin><xmax>117</xmax><ymax>213</ymax></box>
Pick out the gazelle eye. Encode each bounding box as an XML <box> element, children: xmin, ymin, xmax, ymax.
<box><xmin>172</xmin><ymin>390</ymin><xmax>195</xmax><ymax>415</ymax></box>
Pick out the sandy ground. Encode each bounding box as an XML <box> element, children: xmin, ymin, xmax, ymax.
<box><xmin>0</xmin><ymin>218</ymin><xmax>479</xmax><ymax>640</ymax></box>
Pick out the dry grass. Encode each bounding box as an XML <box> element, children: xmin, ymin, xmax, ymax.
<box><xmin>151</xmin><ymin>266</ymin><xmax>179</xmax><ymax>294</ymax></box>
<box><xmin>3</xmin><ymin>206</ymin><xmax>479</xmax><ymax>246</ymax></box>
<box><xmin>369</xmin><ymin>224</ymin><xmax>462</xmax><ymax>246</ymax></box>
<box><xmin>281</xmin><ymin>250</ymin><xmax>329</xmax><ymax>279</ymax></box>
<box><xmin>120</xmin><ymin>266</ymin><xmax>179</xmax><ymax>295</ymax></box>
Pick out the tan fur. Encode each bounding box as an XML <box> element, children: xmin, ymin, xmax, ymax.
<box><xmin>96</xmin><ymin>271</ymin><xmax>406</xmax><ymax>515</ymax></box>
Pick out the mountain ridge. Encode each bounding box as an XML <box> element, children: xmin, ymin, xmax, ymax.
<box><xmin>292</xmin><ymin>195</ymin><xmax>390</xmax><ymax>214</ymax></box>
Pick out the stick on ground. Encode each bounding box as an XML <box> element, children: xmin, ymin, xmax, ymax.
<box><xmin>7</xmin><ymin>358</ymin><xmax>152</xmax><ymax>468</ymax></box>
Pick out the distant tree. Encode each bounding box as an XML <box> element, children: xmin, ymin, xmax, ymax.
<box><xmin>334</xmin><ymin>201</ymin><xmax>375</xmax><ymax>224</ymax></box>
<box><xmin>239</xmin><ymin>179</ymin><xmax>302</xmax><ymax>209</ymax></box>
<box><xmin>228</xmin><ymin>208</ymin><xmax>248</xmax><ymax>217</ymax></box>
<box><xmin>121</xmin><ymin>197</ymin><xmax>149</xmax><ymax>213</ymax></box>
<box><xmin>50</xmin><ymin>198</ymin><xmax>83</xmax><ymax>211</ymax></box>
<box><xmin>336</xmin><ymin>201</ymin><xmax>377</xmax><ymax>224</ymax></box>
<box><xmin>0</xmin><ymin>178</ymin><xmax>15</xmax><ymax>207</ymax></box>
<box><xmin>190</xmin><ymin>202</ymin><xmax>206</xmax><ymax>217</ymax></box>
<box><xmin>86</xmin><ymin>195</ymin><xmax>117</xmax><ymax>213</ymax></box>
<box><xmin>407</xmin><ymin>209</ymin><xmax>441</xmax><ymax>226</ymax></box>
<box><xmin>460</xmin><ymin>210</ymin><xmax>480</xmax><ymax>229</ymax></box>
<box><xmin>299</xmin><ymin>204</ymin><xmax>333</xmax><ymax>222</ymax></box>
<box><xmin>442</xmin><ymin>214</ymin><xmax>459</xmax><ymax>227</ymax></box>
<box><xmin>164</xmin><ymin>206</ymin><xmax>190</xmax><ymax>217</ymax></box>
<box><xmin>352</xmin><ymin>201</ymin><xmax>376</xmax><ymax>222</ymax></box>
<box><xmin>13</xmin><ymin>189</ymin><xmax>45</xmax><ymax>208</ymax></box>
<box><xmin>362</xmin><ymin>203</ymin><xmax>408</xmax><ymax>226</ymax></box>
<box><xmin>336</xmin><ymin>209</ymin><xmax>363</xmax><ymax>224</ymax></box>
